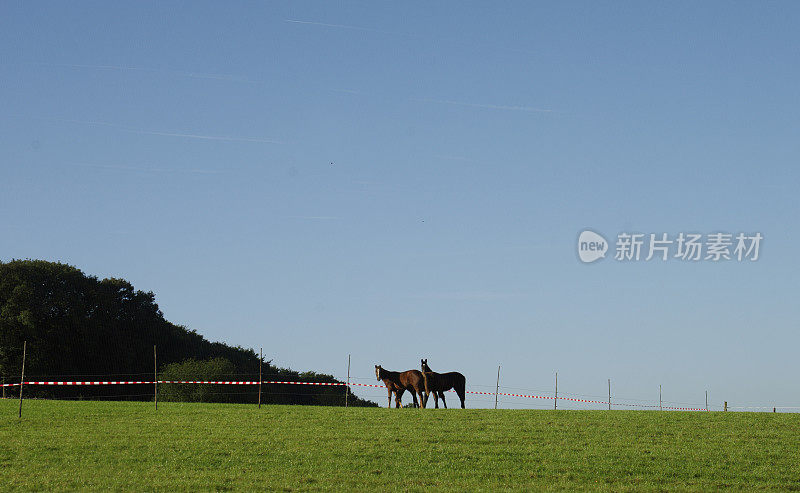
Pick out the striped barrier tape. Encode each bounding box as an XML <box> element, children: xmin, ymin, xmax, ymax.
<box><xmin>458</xmin><ymin>389</ymin><xmax>705</xmax><ymax>411</ymax></box>
<box><xmin>0</xmin><ymin>379</ymin><xmax>708</xmax><ymax>410</ymax></box>
<box><xmin>1</xmin><ymin>380</ymin><xmax>338</xmax><ymax>387</ymax></box>
<box><xmin>5</xmin><ymin>381</ymin><xmax>153</xmax><ymax>386</ymax></box>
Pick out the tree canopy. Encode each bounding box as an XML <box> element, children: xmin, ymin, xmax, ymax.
<box><xmin>0</xmin><ymin>259</ymin><xmax>375</xmax><ymax>406</ymax></box>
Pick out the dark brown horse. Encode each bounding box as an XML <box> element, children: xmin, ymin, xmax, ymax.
<box><xmin>375</xmin><ymin>365</ymin><xmax>426</xmax><ymax>408</ymax></box>
<box><xmin>421</xmin><ymin>359</ymin><xmax>466</xmax><ymax>409</ymax></box>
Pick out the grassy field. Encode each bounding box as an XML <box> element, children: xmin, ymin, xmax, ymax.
<box><xmin>2</xmin><ymin>399</ymin><xmax>799</xmax><ymax>491</ymax></box>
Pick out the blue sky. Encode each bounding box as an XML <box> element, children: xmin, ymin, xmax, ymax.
<box><xmin>2</xmin><ymin>2</ymin><xmax>799</xmax><ymax>409</ymax></box>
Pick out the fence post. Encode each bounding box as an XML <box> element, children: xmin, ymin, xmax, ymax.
<box><xmin>154</xmin><ymin>345</ymin><xmax>157</xmax><ymax>411</ymax></box>
<box><xmin>773</xmin><ymin>407</ymin><xmax>776</xmax><ymax>413</ymax></box>
<box><xmin>608</xmin><ymin>378</ymin><xmax>611</xmax><ymax>410</ymax></box>
<box><xmin>705</xmin><ymin>390</ymin><xmax>708</xmax><ymax>411</ymax></box>
<box><xmin>258</xmin><ymin>347</ymin><xmax>263</xmax><ymax>409</ymax></box>
<box><xmin>345</xmin><ymin>354</ymin><xmax>351</xmax><ymax>408</ymax></box>
<box><xmin>724</xmin><ymin>401</ymin><xmax>727</xmax><ymax>412</ymax></box>
<box><xmin>494</xmin><ymin>365</ymin><xmax>500</xmax><ymax>410</ymax></box>
<box><xmin>18</xmin><ymin>341</ymin><xmax>27</xmax><ymax>418</ymax></box>
<box><xmin>554</xmin><ymin>372</ymin><xmax>558</xmax><ymax>410</ymax></box>
<box><xmin>2</xmin><ymin>376</ymin><xmax>5</xmax><ymax>399</ymax></box>
<box><xmin>659</xmin><ymin>385</ymin><xmax>662</xmax><ymax>411</ymax></box>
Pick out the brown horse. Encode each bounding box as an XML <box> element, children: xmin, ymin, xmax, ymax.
<box><xmin>421</xmin><ymin>359</ymin><xmax>466</xmax><ymax>409</ymax></box>
<box><xmin>375</xmin><ymin>365</ymin><xmax>426</xmax><ymax>408</ymax></box>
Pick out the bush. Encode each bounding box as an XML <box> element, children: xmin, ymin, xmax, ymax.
<box><xmin>158</xmin><ymin>357</ymin><xmax>243</xmax><ymax>403</ymax></box>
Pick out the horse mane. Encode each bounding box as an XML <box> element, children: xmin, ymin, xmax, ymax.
<box><xmin>378</xmin><ymin>367</ymin><xmax>400</xmax><ymax>381</ymax></box>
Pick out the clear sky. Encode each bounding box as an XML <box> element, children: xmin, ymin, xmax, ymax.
<box><xmin>2</xmin><ymin>2</ymin><xmax>799</xmax><ymax>409</ymax></box>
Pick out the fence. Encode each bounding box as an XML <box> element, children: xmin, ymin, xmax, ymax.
<box><xmin>1</xmin><ymin>378</ymin><xmax>712</xmax><ymax>411</ymax></box>
<box><xmin>3</xmin><ymin>343</ymin><xmax>798</xmax><ymax>416</ymax></box>
<box><xmin>6</xmin><ymin>377</ymin><xmax>799</xmax><ymax>413</ymax></box>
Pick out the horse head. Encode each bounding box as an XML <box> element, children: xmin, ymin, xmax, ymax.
<box><xmin>375</xmin><ymin>365</ymin><xmax>382</xmax><ymax>381</ymax></box>
<box><xmin>421</xmin><ymin>359</ymin><xmax>431</xmax><ymax>373</ymax></box>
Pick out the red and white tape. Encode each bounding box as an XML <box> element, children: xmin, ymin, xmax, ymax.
<box><xmin>1</xmin><ymin>380</ymin><xmax>341</xmax><ymax>387</ymax></box>
<box><xmin>0</xmin><ymin>379</ymin><xmax>707</xmax><ymax>411</ymax></box>
<box><xmin>4</xmin><ymin>381</ymin><xmax>153</xmax><ymax>386</ymax></box>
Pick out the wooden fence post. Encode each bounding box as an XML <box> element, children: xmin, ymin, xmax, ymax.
<box><xmin>705</xmin><ymin>390</ymin><xmax>708</xmax><ymax>411</ymax></box>
<box><xmin>554</xmin><ymin>372</ymin><xmax>558</xmax><ymax>410</ymax></box>
<box><xmin>18</xmin><ymin>341</ymin><xmax>27</xmax><ymax>418</ymax></box>
<box><xmin>494</xmin><ymin>365</ymin><xmax>500</xmax><ymax>410</ymax></box>
<box><xmin>345</xmin><ymin>354</ymin><xmax>351</xmax><ymax>408</ymax></box>
<box><xmin>724</xmin><ymin>401</ymin><xmax>727</xmax><ymax>412</ymax></box>
<box><xmin>154</xmin><ymin>345</ymin><xmax>157</xmax><ymax>411</ymax></box>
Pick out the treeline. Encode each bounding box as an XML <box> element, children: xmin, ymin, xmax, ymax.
<box><xmin>0</xmin><ymin>260</ymin><xmax>375</xmax><ymax>406</ymax></box>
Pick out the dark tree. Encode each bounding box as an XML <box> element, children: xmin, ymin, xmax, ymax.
<box><xmin>0</xmin><ymin>259</ymin><xmax>375</xmax><ymax>406</ymax></box>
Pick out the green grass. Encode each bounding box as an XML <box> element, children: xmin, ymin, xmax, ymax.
<box><xmin>2</xmin><ymin>399</ymin><xmax>800</xmax><ymax>491</ymax></box>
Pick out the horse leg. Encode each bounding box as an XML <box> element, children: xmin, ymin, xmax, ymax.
<box><xmin>417</xmin><ymin>386</ymin><xmax>425</xmax><ymax>409</ymax></box>
<box><xmin>439</xmin><ymin>391</ymin><xmax>447</xmax><ymax>409</ymax></box>
<box><xmin>387</xmin><ymin>388</ymin><xmax>393</xmax><ymax>408</ymax></box>
<box><xmin>411</xmin><ymin>390</ymin><xmax>419</xmax><ymax>408</ymax></box>
<box><xmin>395</xmin><ymin>388</ymin><xmax>405</xmax><ymax>408</ymax></box>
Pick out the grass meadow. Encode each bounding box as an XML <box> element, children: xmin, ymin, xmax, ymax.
<box><xmin>2</xmin><ymin>399</ymin><xmax>799</xmax><ymax>491</ymax></box>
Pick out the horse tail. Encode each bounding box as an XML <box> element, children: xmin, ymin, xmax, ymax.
<box><xmin>454</xmin><ymin>373</ymin><xmax>466</xmax><ymax>408</ymax></box>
